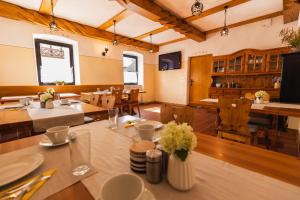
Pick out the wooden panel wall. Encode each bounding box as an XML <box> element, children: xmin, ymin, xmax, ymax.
<box><xmin>0</xmin><ymin>85</ymin><xmax>124</xmax><ymax>97</ymax></box>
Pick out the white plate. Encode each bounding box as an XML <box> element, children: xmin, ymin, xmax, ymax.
<box><xmin>142</xmin><ymin>189</ymin><xmax>156</xmax><ymax>200</ymax></box>
<box><xmin>39</xmin><ymin>132</ymin><xmax>76</xmax><ymax>147</ymax></box>
<box><xmin>134</xmin><ymin>120</ymin><xmax>163</xmax><ymax>130</ymax></box>
<box><xmin>0</xmin><ymin>153</ymin><xmax>44</xmax><ymax>187</ymax></box>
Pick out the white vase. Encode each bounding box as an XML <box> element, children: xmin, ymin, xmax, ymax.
<box><xmin>255</xmin><ymin>97</ymin><xmax>264</xmax><ymax>104</ymax></box>
<box><xmin>167</xmin><ymin>154</ymin><xmax>195</xmax><ymax>191</ymax></box>
<box><xmin>45</xmin><ymin>100</ymin><xmax>54</xmax><ymax>109</ymax></box>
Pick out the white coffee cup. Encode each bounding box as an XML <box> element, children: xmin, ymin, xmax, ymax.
<box><xmin>100</xmin><ymin>174</ymin><xmax>144</xmax><ymax>200</ymax></box>
<box><xmin>60</xmin><ymin>99</ymin><xmax>69</xmax><ymax>104</ymax></box>
<box><xmin>136</xmin><ymin>124</ymin><xmax>155</xmax><ymax>141</ymax></box>
<box><xmin>46</xmin><ymin>126</ymin><xmax>69</xmax><ymax>144</ymax></box>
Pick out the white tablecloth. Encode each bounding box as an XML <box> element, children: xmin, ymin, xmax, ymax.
<box><xmin>77</xmin><ymin>121</ymin><xmax>300</xmax><ymax>200</ymax></box>
<box><xmin>27</xmin><ymin>102</ymin><xmax>84</xmax><ymax>132</ymax></box>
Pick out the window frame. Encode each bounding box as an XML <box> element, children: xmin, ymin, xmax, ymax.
<box><xmin>123</xmin><ymin>54</ymin><xmax>138</xmax><ymax>85</ymax></box>
<box><xmin>34</xmin><ymin>39</ymin><xmax>75</xmax><ymax>85</ymax></box>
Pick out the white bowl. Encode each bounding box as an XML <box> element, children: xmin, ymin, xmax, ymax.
<box><xmin>46</xmin><ymin>126</ymin><xmax>69</xmax><ymax>144</ymax></box>
<box><xmin>100</xmin><ymin>173</ymin><xmax>144</xmax><ymax>200</ymax></box>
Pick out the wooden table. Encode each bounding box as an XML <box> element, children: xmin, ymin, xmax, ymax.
<box><xmin>1</xmin><ymin>116</ymin><xmax>300</xmax><ymax>199</ymax></box>
<box><xmin>0</xmin><ymin>93</ymin><xmax>81</xmax><ymax>104</ymax></box>
<box><xmin>196</xmin><ymin>99</ymin><xmax>300</xmax><ymax>117</ymax></box>
<box><xmin>0</xmin><ymin>102</ymin><xmax>107</xmax><ymax>143</ymax></box>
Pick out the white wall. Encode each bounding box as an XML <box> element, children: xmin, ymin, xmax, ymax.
<box><xmin>156</xmin><ymin>16</ymin><xmax>298</xmax><ymax>104</ymax></box>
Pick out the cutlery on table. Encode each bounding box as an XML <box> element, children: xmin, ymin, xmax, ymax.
<box><xmin>0</xmin><ymin>169</ymin><xmax>56</xmax><ymax>200</ymax></box>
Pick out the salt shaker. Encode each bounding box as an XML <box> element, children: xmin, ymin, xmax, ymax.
<box><xmin>146</xmin><ymin>149</ymin><xmax>162</xmax><ymax>184</ymax></box>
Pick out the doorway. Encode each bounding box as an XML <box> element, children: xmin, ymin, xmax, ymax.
<box><xmin>189</xmin><ymin>54</ymin><xmax>213</xmax><ymax>105</ymax></box>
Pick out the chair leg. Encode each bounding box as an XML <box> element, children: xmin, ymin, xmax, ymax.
<box><xmin>137</xmin><ymin>104</ymin><xmax>141</xmax><ymax>118</ymax></box>
<box><xmin>129</xmin><ymin>105</ymin><xmax>133</xmax><ymax>115</ymax></box>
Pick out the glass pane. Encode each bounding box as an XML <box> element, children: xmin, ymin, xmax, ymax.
<box><xmin>40</xmin><ymin>43</ymin><xmax>73</xmax><ymax>84</ymax></box>
<box><xmin>123</xmin><ymin>56</ymin><xmax>138</xmax><ymax>84</ymax></box>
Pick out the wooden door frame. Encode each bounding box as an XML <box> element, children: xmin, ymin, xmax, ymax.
<box><xmin>187</xmin><ymin>54</ymin><xmax>213</xmax><ymax>105</ymax></box>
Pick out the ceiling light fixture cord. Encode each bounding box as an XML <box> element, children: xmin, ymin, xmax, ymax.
<box><xmin>149</xmin><ymin>33</ymin><xmax>153</xmax><ymax>53</ymax></box>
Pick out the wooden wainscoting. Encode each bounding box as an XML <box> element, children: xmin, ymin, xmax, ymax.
<box><xmin>0</xmin><ymin>85</ymin><xmax>124</xmax><ymax>98</ymax></box>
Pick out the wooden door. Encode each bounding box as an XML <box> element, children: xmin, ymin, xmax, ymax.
<box><xmin>189</xmin><ymin>55</ymin><xmax>213</xmax><ymax>105</ymax></box>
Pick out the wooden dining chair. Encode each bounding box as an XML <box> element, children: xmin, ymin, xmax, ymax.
<box><xmin>160</xmin><ymin>103</ymin><xmax>194</xmax><ymax>126</ymax></box>
<box><xmin>217</xmin><ymin>98</ymin><xmax>257</xmax><ymax>144</ymax></box>
<box><xmin>101</xmin><ymin>95</ymin><xmax>116</xmax><ymax>109</ymax></box>
<box><xmin>90</xmin><ymin>94</ymin><xmax>101</xmax><ymax>106</ymax></box>
<box><xmin>80</xmin><ymin>92</ymin><xmax>93</xmax><ymax>103</ymax></box>
<box><xmin>112</xmin><ymin>89</ymin><xmax>124</xmax><ymax>114</ymax></box>
<box><xmin>125</xmin><ymin>89</ymin><xmax>140</xmax><ymax>117</ymax></box>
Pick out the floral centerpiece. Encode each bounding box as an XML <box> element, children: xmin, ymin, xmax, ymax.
<box><xmin>40</xmin><ymin>93</ymin><xmax>53</xmax><ymax>108</ymax></box>
<box><xmin>46</xmin><ymin>88</ymin><xmax>55</xmax><ymax>95</ymax></box>
<box><xmin>55</xmin><ymin>80</ymin><xmax>64</xmax><ymax>86</ymax></box>
<box><xmin>254</xmin><ymin>90</ymin><xmax>269</xmax><ymax>104</ymax></box>
<box><xmin>279</xmin><ymin>27</ymin><xmax>300</xmax><ymax>52</ymax></box>
<box><xmin>160</xmin><ymin>121</ymin><xmax>197</xmax><ymax>191</ymax></box>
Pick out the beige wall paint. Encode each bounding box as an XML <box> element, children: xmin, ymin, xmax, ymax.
<box><xmin>0</xmin><ymin>45</ymin><xmax>37</xmax><ymax>85</ymax></box>
<box><xmin>156</xmin><ymin>16</ymin><xmax>298</xmax><ymax>104</ymax></box>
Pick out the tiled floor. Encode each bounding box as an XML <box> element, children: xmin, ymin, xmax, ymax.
<box><xmin>136</xmin><ymin>103</ymin><xmax>299</xmax><ymax>157</ymax></box>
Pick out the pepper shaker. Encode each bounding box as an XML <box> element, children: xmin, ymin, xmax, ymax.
<box><xmin>146</xmin><ymin>149</ymin><xmax>162</xmax><ymax>184</ymax></box>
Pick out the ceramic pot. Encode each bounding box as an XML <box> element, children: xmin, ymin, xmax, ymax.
<box><xmin>255</xmin><ymin>97</ymin><xmax>264</xmax><ymax>104</ymax></box>
<box><xmin>45</xmin><ymin>100</ymin><xmax>54</xmax><ymax>109</ymax></box>
<box><xmin>40</xmin><ymin>101</ymin><xmax>46</xmax><ymax>108</ymax></box>
<box><xmin>167</xmin><ymin>154</ymin><xmax>195</xmax><ymax>191</ymax></box>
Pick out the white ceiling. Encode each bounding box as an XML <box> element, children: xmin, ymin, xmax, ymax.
<box><xmin>2</xmin><ymin>0</ymin><xmax>285</xmax><ymax>45</ymax></box>
<box><xmin>191</xmin><ymin>0</ymin><xmax>283</xmax><ymax>31</ymax></box>
<box><xmin>106</xmin><ymin>13</ymin><xmax>163</xmax><ymax>38</ymax></box>
<box><xmin>54</xmin><ymin>0</ymin><xmax>124</xmax><ymax>28</ymax></box>
<box><xmin>2</xmin><ymin>0</ymin><xmax>42</xmax><ymax>10</ymax></box>
<box><xmin>142</xmin><ymin>29</ymin><xmax>185</xmax><ymax>44</ymax></box>
<box><xmin>155</xmin><ymin>0</ymin><xmax>231</xmax><ymax>18</ymax></box>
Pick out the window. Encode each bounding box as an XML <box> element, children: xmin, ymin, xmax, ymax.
<box><xmin>123</xmin><ymin>54</ymin><xmax>138</xmax><ymax>85</ymax></box>
<box><xmin>34</xmin><ymin>39</ymin><xmax>75</xmax><ymax>85</ymax></box>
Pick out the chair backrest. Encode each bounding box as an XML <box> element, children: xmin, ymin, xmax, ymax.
<box><xmin>90</xmin><ymin>94</ymin><xmax>101</xmax><ymax>106</ymax></box>
<box><xmin>101</xmin><ymin>95</ymin><xmax>116</xmax><ymax>109</ymax></box>
<box><xmin>129</xmin><ymin>89</ymin><xmax>139</xmax><ymax>103</ymax></box>
<box><xmin>244</xmin><ymin>93</ymin><xmax>255</xmax><ymax>101</ymax></box>
<box><xmin>80</xmin><ymin>92</ymin><xmax>93</xmax><ymax>103</ymax></box>
<box><xmin>218</xmin><ymin>97</ymin><xmax>252</xmax><ymax>135</ymax></box>
<box><xmin>112</xmin><ymin>89</ymin><xmax>123</xmax><ymax>105</ymax></box>
<box><xmin>160</xmin><ymin>103</ymin><xmax>194</xmax><ymax>126</ymax></box>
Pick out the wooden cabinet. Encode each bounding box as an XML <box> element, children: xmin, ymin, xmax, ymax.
<box><xmin>245</xmin><ymin>50</ymin><xmax>265</xmax><ymax>73</ymax></box>
<box><xmin>212</xmin><ymin>56</ymin><xmax>226</xmax><ymax>74</ymax></box>
<box><xmin>227</xmin><ymin>53</ymin><xmax>244</xmax><ymax>73</ymax></box>
<box><xmin>266</xmin><ymin>48</ymin><xmax>290</xmax><ymax>72</ymax></box>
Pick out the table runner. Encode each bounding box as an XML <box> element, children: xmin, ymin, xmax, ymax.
<box><xmin>0</xmin><ymin>141</ymin><xmax>96</xmax><ymax>200</ymax></box>
<box><xmin>27</xmin><ymin>102</ymin><xmax>84</xmax><ymax>132</ymax></box>
<box><xmin>79</xmin><ymin>121</ymin><xmax>300</xmax><ymax>200</ymax></box>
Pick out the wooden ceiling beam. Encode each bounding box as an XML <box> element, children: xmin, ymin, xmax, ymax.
<box><xmin>159</xmin><ymin>37</ymin><xmax>188</xmax><ymax>46</ymax></box>
<box><xmin>185</xmin><ymin>0</ymin><xmax>250</xmax><ymax>22</ymax></box>
<box><xmin>118</xmin><ymin>0</ymin><xmax>206</xmax><ymax>42</ymax></box>
<box><xmin>283</xmin><ymin>0</ymin><xmax>300</xmax><ymax>24</ymax></box>
<box><xmin>206</xmin><ymin>11</ymin><xmax>283</xmax><ymax>34</ymax></box>
<box><xmin>134</xmin><ymin>26</ymin><xmax>168</xmax><ymax>40</ymax></box>
<box><xmin>39</xmin><ymin>0</ymin><xmax>58</xmax><ymax>15</ymax></box>
<box><xmin>0</xmin><ymin>1</ymin><xmax>158</xmax><ymax>52</ymax></box>
<box><xmin>98</xmin><ymin>9</ymin><xmax>132</xmax><ymax>30</ymax></box>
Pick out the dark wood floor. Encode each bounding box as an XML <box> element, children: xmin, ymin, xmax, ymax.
<box><xmin>137</xmin><ymin>103</ymin><xmax>299</xmax><ymax>157</ymax></box>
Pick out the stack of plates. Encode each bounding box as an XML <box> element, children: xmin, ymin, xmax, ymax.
<box><xmin>129</xmin><ymin>140</ymin><xmax>155</xmax><ymax>173</ymax></box>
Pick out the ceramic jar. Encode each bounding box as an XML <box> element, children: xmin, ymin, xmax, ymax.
<box><xmin>255</xmin><ymin>97</ymin><xmax>264</xmax><ymax>104</ymax></box>
<box><xmin>167</xmin><ymin>154</ymin><xmax>195</xmax><ymax>191</ymax></box>
<box><xmin>45</xmin><ymin>100</ymin><xmax>54</xmax><ymax>109</ymax></box>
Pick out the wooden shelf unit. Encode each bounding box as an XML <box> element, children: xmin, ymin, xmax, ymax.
<box><xmin>210</xmin><ymin>47</ymin><xmax>290</xmax><ymax>99</ymax></box>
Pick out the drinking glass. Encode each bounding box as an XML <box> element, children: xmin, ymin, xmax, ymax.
<box><xmin>108</xmin><ymin>108</ymin><xmax>119</xmax><ymax>129</ymax></box>
<box><xmin>69</xmin><ymin>129</ymin><xmax>91</xmax><ymax>176</ymax></box>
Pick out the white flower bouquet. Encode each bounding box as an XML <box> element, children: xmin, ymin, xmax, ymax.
<box><xmin>160</xmin><ymin>121</ymin><xmax>197</xmax><ymax>162</ymax></box>
<box><xmin>255</xmin><ymin>90</ymin><xmax>268</xmax><ymax>98</ymax></box>
<box><xmin>40</xmin><ymin>93</ymin><xmax>53</xmax><ymax>102</ymax></box>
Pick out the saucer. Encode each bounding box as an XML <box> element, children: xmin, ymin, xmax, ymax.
<box><xmin>142</xmin><ymin>189</ymin><xmax>156</xmax><ymax>200</ymax></box>
<box><xmin>39</xmin><ymin>132</ymin><xmax>76</xmax><ymax>147</ymax></box>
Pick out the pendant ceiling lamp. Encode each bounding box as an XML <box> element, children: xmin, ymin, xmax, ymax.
<box><xmin>220</xmin><ymin>6</ymin><xmax>229</xmax><ymax>36</ymax></box>
<box><xmin>49</xmin><ymin>0</ymin><xmax>59</xmax><ymax>32</ymax></box>
<box><xmin>149</xmin><ymin>33</ymin><xmax>154</xmax><ymax>53</ymax></box>
<box><xmin>191</xmin><ymin>0</ymin><xmax>204</xmax><ymax>16</ymax></box>
<box><xmin>112</xmin><ymin>20</ymin><xmax>118</xmax><ymax>46</ymax></box>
